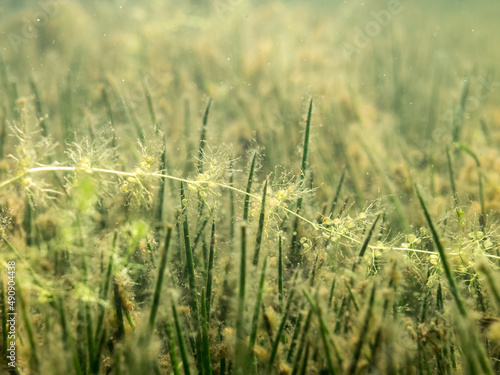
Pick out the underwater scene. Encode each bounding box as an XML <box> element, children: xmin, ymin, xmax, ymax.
<box><xmin>0</xmin><ymin>0</ymin><xmax>500</xmax><ymax>374</ymax></box>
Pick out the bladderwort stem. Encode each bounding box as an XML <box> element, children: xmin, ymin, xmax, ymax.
<box><xmin>3</xmin><ymin>165</ymin><xmax>500</xmax><ymax>263</ymax></box>
<box><xmin>1</xmin><ymin>165</ymin><xmax>324</xmax><ymax>235</ymax></box>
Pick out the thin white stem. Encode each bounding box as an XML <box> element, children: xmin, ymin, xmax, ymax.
<box><xmin>2</xmin><ymin>164</ymin><xmax>499</xmax><ymax>263</ymax></box>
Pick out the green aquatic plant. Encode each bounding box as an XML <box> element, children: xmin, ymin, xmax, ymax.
<box><xmin>1</xmin><ymin>1</ymin><xmax>500</xmax><ymax>374</ymax></box>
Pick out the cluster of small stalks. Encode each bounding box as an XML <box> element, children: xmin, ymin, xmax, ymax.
<box><xmin>0</xmin><ymin>2</ymin><xmax>500</xmax><ymax>374</ymax></box>
<box><xmin>0</xmin><ymin>83</ymin><xmax>500</xmax><ymax>375</ymax></box>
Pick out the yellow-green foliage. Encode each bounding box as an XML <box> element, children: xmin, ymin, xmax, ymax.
<box><xmin>0</xmin><ymin>0</ymin><xmax>500</xmax><ymax>374</ymax></box>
